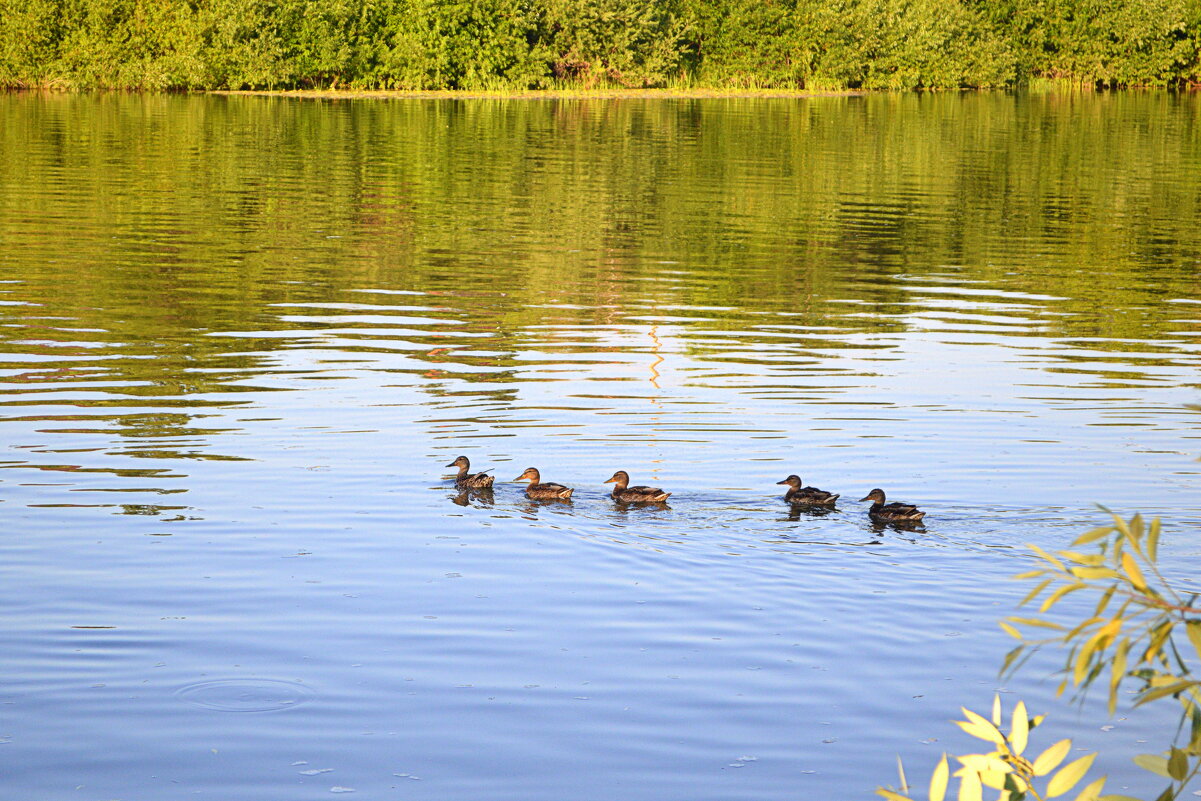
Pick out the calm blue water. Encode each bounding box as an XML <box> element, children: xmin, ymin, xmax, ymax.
<box><xmin>1</xmin><ymin>91</ymin><xmax>1199</xmax><ymax>800</ymax></box>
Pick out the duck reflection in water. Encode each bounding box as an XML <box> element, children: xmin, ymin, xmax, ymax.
<box><xmin>451</xmin><ymin>486</ymin><xmax>494</xmax><ymax>508</ymax></box>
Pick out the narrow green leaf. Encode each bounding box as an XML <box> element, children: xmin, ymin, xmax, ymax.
<box><xmin>1129</xmin><ymin>513</ymin><xmax>1144</xmax><ymax>543</ymax></box>
<box><xmin>929</xmin><ymin>754</ymin><xmax>948</xmax><ymax>801</ymax></box>
<box><xmin>1136</xmin><ymin>680</ymin><xmax>1196</xmax><ymax>706</ymax></box>
<box><xmin>876</xmin><ymin>789</ymin><xmax>911</xmax><ymax>801</ymax></box>
<box><xmin>1098</xmin><ymin>795</ymin><xmax>1147</xmax><ymax>801</ymax></box>
<box><xmin>1132</xmin><ymin>754</ymin><xmax>1171</xmax><ymax>778</ymax></box>
<box><xmin>1047</xmin><ymin>754</ymin><xmax>1096</xmax><ymax>798</ymax></box>
<box><xmin>1094</xmin><ymin>585</ymin><xmax>1117</xmax><ymax>616</ymax></box>
<box><xmin>1032</xmin><ymin>740</ymin><xmax>1072</xmax><ymax>776</ymax></box>
<box><xmin>1167</xmin><ymin>747</ymin><xmax>1187</xmax><ymax>781</ymax></box>
<box><xmin>1069</xmin><ymin>567</ymin><xmax>1122</xmax><ymax>581</ymax></box>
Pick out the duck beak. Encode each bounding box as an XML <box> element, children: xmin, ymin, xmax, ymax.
<box><xmin>775</xmin><ymin>479</ymin><xmax>789</xmax><ymax>485</ymax></box>
<box><xmin>858</xmin><ymin>494</ymin><xmax>872</xmax><ymax>502</ymax></box>
<box><xmin>512</xmin><ymin>474</ymin><xmax>525</xmax><ymax>482</ymax></box>
<box><xmin>603</xmin><ymin>476</ymin><xmax>616</xmax><ymax>484</ymax></box>
<box><xmin>445</xmin><ymin>461</ymin><xmax>457</xmax><ymax>468</ymax></box>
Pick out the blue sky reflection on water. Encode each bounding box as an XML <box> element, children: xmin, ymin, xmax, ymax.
<box><xmin>0</xmin><ymin>91</ymin><xmax>1200</xmax><ymax>800</ymax></box>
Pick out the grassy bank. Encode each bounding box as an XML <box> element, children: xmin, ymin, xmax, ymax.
<box><xmin>2</xmin><ymin>0</ymin><xmax>1199</xmax><ymax>91</ymax></box>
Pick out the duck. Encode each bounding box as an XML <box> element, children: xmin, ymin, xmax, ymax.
<box><xmin>858</xmin><ymin>488</ymin><xmax>925</xmax><ymax>522</ymax></box>
<box><xmin>604</xmin><ymin>470</ymin><xmax>670</xmax><ymax>503</ymax></box>
<box><xmin>776</xmin><ymin>475</ymin><xmax>839</xmax><ymax>506</ymax></box>
<box><xmin>445</xmin><ymin>455</ymin><xmax>494</xmax><ymax>489</ymax></box>
<box><xmin>513</xmin><ymin>467</ymin><xmax>574</xmax><ymax>500</ymax></box>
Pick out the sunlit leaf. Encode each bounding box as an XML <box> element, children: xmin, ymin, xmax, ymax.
<box><xmin>1146</xmin><ymin>518</ymin><xmax>1160</xmax><ymax>563</ymax></box>
<box><xmin>1047</xmin><ymin>754</ymin><xmax>1096</xmax><ymax>798</ymax></box>
<box><xmin>1072</xmin><ymin>526</ymin><xmax>1114</xmax><ymax>547</ymax></box>
<box><xmin>1097</xmin><ymin>795</ymin><xmax>1146</xmax><ymax>801</ymax></box>
<box><xmin>1187</xmin><ymin>621</ymin><xmax>1201</xmax><ymax>662</ymax></box>
<box><xmin>876</xmin><ymin>789</ymin><xmax>912</xmax><ymax>801</ymax></box>
<box><xmin>1093</xmin><ymin>586</ymin><xmax>1116</xmax><ymax>616</ymax></box>
<box><xmin>1069</xmin><ymin>567</ymin><xmax>1121</xmax><ymax>581</ymax></box>
<box><xmin>959</xmin><ymin>709</ymin><xmax>1006</xmax><ymax>746</ymax></box>
<box><xmin>1108</xmin><ymin>639</ymin><xmax>1129</xmax><ymax>716</ymax></box>
<box><xmin>998</xmin><ymin>620</ymin><xmax>1022</xmax><ymax>640</ymax></box>
<box><xmin>1010</xmin><ymin>702</ymin><xmax>1029</xmax><ymax>756</ymax></box>
<box><xmin>1073</xmin><ymin>776</ymin><xmax>1106</xmax><ymax>801</ymax></box>
<box><xmin>1041</xmin><ymin>583</ymin><xmax>1085</xmax><ymax>613</ymax></box>
<box><xmin>1032</xmin><ymin>740</ymin><xmax>1072</xmax><ymax>776</ymax></box>
<box><xmin>1120</xmin><ymin>552</ymin><xmax>1147</xmax><ymax>591</ymax></box>
<box><xmin>930</xmin><ymin>753</ymin><xmax>949</xmax><ymax>801</ymax></box>
<box><xmin>957</xmin><ymin>767</ymin><xmax>983</xmax><ymax>801</ymax></box>
<box><xmin>1028</xmin><ymin>544</ymin><xmax>1066</xmax><ymax>572</ymax></box>
<box><xmin>1014</xmin><ymin>570</ymin><xmax>1047</xmax><ymax>580</ymax></box>
<box><xmin>991</xmin><ymin>695</ymin><xmax>1002</xmax><ymax>727</ymax></box>
<box><xmin>1009</xmin><ymin>617</ymin><xmax>1067</xmax><ymax>630</ymax></box>
<box><xmin>979</xmin><ymin>770</ymin><xmax>1008</xmax><ymax>790</ymax></box>
<box><xmin>1132</xmin><ymin>754</ymin><xmax>1171</xmax><ymax>778</ymax></box>
<box><xmin>1128</xmin><ymin>513</ymin><xmax>1144</xmax><ymax>543</ymax></box>
<box><xmin>1020</xmin><ymin>578</ymin><xmax>1054</xmax><ymax>607</ymax></box>
<box><xmin>898</xmin><ymin>755</ymin><xmax>909</xmax><ymax>792</ymax></box>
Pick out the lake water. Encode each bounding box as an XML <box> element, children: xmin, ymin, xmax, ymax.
<box><xmin>2</xmin><ymin>91</ymin><xmax>1200</xmax><ymax>800</ymax></box>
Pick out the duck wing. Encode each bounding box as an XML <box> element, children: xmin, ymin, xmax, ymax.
<box><xmin>789</xmin><ymin>487</ymin><xmax>839</xmax><ymax>505</ymax></box>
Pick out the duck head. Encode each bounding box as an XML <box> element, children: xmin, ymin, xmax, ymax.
<box><xmin>776</xmin><ymin>475</ymin><xmax>803</xmax><ymax>488</ymax></box>
<box><xmin>603</xmin><ymin>470</ymin><xmax>630</xmax><ymax>488</ymax></box>
<box><xmin>514</xmin><ymin>467</ymin><xmax>541</xmax><ymax>483</ymax></box>
<box><xmin>446</xmin><ymin>455</ymin><xmax>470</xmax><ymax>469</ymax></box>
<box><xmin>859</xmin><ymin>488</ymin><xmax>886</xmax><ymax>503</ymax></box>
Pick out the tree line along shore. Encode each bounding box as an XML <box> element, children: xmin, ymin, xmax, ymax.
<box><xmin>2</xmin><ymin>0</ymin><xmax>1199</xmax><ymax>91</ymax></box>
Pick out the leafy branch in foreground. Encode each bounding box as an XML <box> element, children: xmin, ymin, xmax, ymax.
<box><xmin>878</xmin><ymin>696</ymin><xmax>1103</xmax><ymax>801</ymax></box>
<box><xmin>879</xmin><ymin>512</ymin><xmax>1201</xmax><ymax>801</ymax></box>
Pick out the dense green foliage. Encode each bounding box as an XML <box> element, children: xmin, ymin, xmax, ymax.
<box><xmin>1</xmin><ymin>0</ymin><xmax>1198</xmax><ymax>90</ymax></box>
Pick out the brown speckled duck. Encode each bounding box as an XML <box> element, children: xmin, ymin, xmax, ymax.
<box><xmin>446</xmin><ymin>455</ymin><xmax>494</xmax><ymax>489</ymax></box>
<box><xmin>514</xmin><ymin>467</ymin><xmax>574</xmax><ymax>500</ymax></box>
<box><xmin>859</xmin><ymin>488</ymin><xmax>925</xmax><ymax>522</ymax></box>
<box><xmin>776</xmin><ymin>475</ymin><xmax>839</xmax><ymax>506</ymax></box>
<box><xmin>604</xmin><ymin>470</ymin><xmax>670</xmax><ymax>503</ymax></box>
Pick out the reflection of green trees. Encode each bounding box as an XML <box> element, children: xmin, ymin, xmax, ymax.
<box><xmin>0</xmin><ymin>92</ymin><xmax>1199</xmax><ymax>407</ymax></box>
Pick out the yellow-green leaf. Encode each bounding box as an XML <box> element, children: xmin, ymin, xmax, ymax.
<box><xmin>1108</xmin><ymin>639</ymin><xmax>1129</xmax><ymax>717</ymax></box>
<box><xmin>1097</xmin><ymin>795</ymin><xmax>1145</xmax><ymax>801</ymax></box>
<box><xmin>930</xmin><ymin>754</ymin><xmax>949</xmax><ymax>801</ymax></box>
<box><xmin>1168</xmin><ymin>747</ymin><xmax>1187</xmax><ymax>781</ymax></box>
<box><xmin>1011</xmin><ymin>702</ymin><xmax>1029</xmax><ymax>756</ymax></box>
<box><xmin>1041</xmin><ymin>583</ymin><xmax>1085</xmax><ymax>613</ymax></box>
<box><xmin>1029</xmin><ymin>544</ymin><xmax>1067</xmax><ymax>572</ymax></box>
<box><xmin>1033</xmin><ymin>740</ymin><xmax>1072</xmax><ymax>776</ymax></box>
<box><xmin>1132</xmin><ymin>754</ymin><xmax>1171</xmax><ymax>778</ymax></box>
<box><xmin>979</xmin><ymin>770</ymin><xmax>1008</xmax><ymax>790</ymax></box>
<box><xmin>876</xmin><ymin>789</ymin><xmax>912</xmax><ymax>801</ymax></box>
<box><xmin>1146</xmin><ymin>518</ymin><xmax>1161</xmax><ymax>563</ymax></box>
<box><xmin>991</xmin><ymin>695</ymin><xmax>1002</xmax><ymax>726</ymax></box>
<box><xmin>1093</xmin><ymin>586</ymin><xmax>1116</xmax><ymax>616</ymax></box>
<box><xmin>1072</xmin><ymin>526</ymin><xmax>1114</xmax><ymax>547</ymax></box>
<box><xmin>1073</xmin><ymin>776</ymin><xmax>1106</xmax><ymax>801</ymax></box>
<box><xmin>1136</xmin><ymin>680</ymin><xmax>1196</xmax><ymax>706</ymax></box>
<box><xmin>960</xmin><ymin>709</ymin><xmax>1006</xmax><ymax>746</ymax></box>
<box><xmin>994</xmin><ymin>619</ymin><xmax>1023</xmax><ymax>638</ymax></box>
<box><xmin>1009</xmin><ymin>617</ymin><xmax>1067</xmax><ymax>630</ymax></box>
<box><xmin>1047</xmin><ymin>753</ymin><xmax>1096</xmax><ymax>798</ymax></box>
<box><xmin>1020</xmin><ymin>578</ymin><xmax>1054</xmax><ymax>607</ymax></box>
<box><xmin>1121</xmin><ymin>552</ymin><xmax>1147</xmax><ymax>591</ymax></box>
<box><xmin>1187</xmin><ymin>621</ymin><xmax>1201</xmax><ymax>662</ymax></box>
<box><xmin>1069</xmin><ymin>567</ymin><xmax>1121</xmax><ymax>581</ymax></box>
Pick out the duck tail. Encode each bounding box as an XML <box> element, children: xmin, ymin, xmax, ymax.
<box><xmin>561</xmin><ymin>488</ymin><xmax>574</xmax><ymax>499</ymax></box>
<box><xmin>656</xmin><ymin>492</ymin><xmax>671</xmax><ymax>502</ymax></box>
